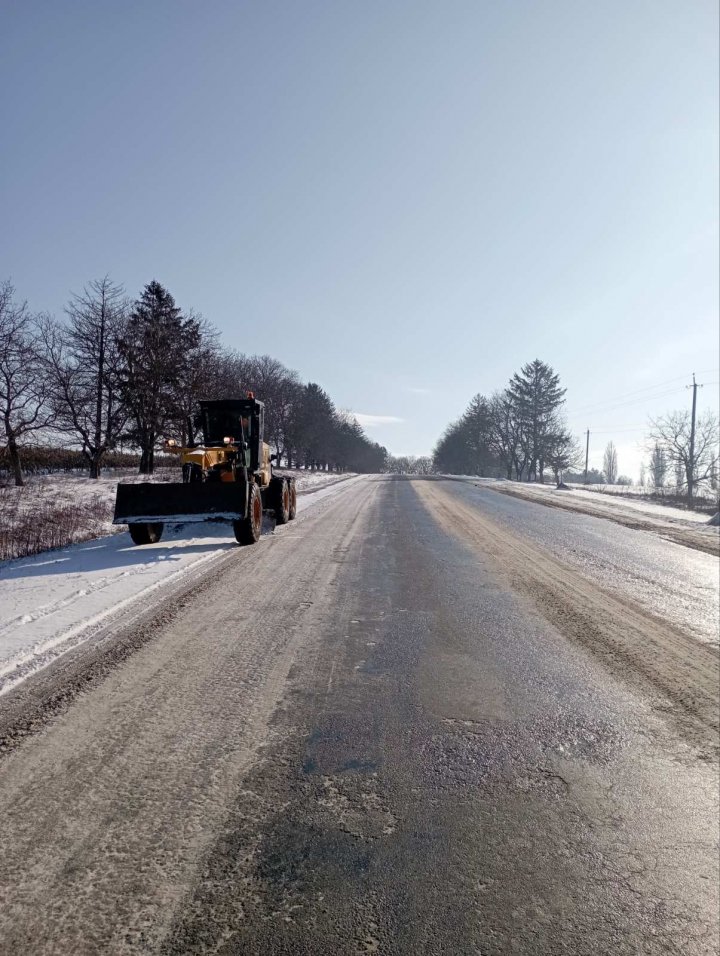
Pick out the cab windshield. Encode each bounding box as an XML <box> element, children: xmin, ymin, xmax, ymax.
<box><xmin>202</xmin><ymin>409</ymin><xmax>249</xmax><ymax>446</ymax></box>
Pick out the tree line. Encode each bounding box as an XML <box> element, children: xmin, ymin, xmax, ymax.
<box><xmin>433</xmin><ymin>359</ymin><xmax>580</xmax><ymax>483</ymax></box>
<box><xmin>0</xmin><ymin>277</ymin><xmax>387</xmax><ymax>485</ymax></box>
<box><xmin>432</xmin><ymin>358</ymin><xmax>718</xmax><ymax>504</ymax></box>
<box><xmin>561</xmin><ymin>421</ymin><xmax>718</xmax><ymax>502</ymax></box>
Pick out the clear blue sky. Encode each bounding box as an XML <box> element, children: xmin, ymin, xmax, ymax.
<box><xmin>2</xmin><ymin>0</ymin><xmax>718</xmax><ymax>474</ymax></box>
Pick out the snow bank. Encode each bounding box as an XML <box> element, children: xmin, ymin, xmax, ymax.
<box><xmin>443</xmin><ymin>475</ymin><xmax>713</xmax><ymax>526</ymax></box>
<box><xmin>550</xmin><ymin>484</ymin><xmax>711</xmax><ymax>525</ymax></box>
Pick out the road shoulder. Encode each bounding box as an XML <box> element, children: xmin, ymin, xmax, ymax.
<box><xmin>414</xmin><ymin>479</ymin><xmax>720</xmax><ymax>758</ymax></box>
<box><xmin>471</xmin><ymin>480</ymin><xmax>719</xmax><ymax>556</ymax></box>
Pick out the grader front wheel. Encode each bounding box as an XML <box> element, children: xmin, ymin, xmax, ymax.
<box><xmin>233</xmin><ymin>484</ymin><xmax>263</xmax><ymax>545</ymax></box>
<box><xmin>288</xmin><ymin>479</ymin><xmax>297</xmax><ymax>520</ymax></box>
<box><xmin>128</xmin><ymin>522</ymin><xmax>164</xmax><ymax>545</ymax></box>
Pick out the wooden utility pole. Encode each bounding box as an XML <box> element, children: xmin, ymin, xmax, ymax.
<box><xmin>584</xmin><ymin>429</ymin><xmax>590</xmax><ymax>483</ymax></box>
<box><xmin>687</xmin><ymin>373</ymin><xmax>701</xmax><ymax>500</ymax></box>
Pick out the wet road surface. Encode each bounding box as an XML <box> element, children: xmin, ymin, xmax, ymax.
<box><xmin>0</xmin><ymin>476</ymin><xmax>717</xmax><ymax>954</ymax></box>
<box><xmin>442</xmin><ymin>477</ymin><xmax>719</xmax><ymax>646</ymax></box>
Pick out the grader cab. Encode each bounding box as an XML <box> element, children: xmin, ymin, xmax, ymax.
<box><xmin>113</xmin><ymin>396</ymin><xmax>296</xmax><ymax>546</ymax></box>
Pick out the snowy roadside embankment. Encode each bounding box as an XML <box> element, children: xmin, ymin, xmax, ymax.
<box><xmin>0</xmin><ymin>468</ymin><xmax>354</xmax><ymax>562</ymax></box>
<box><xmin>464</xmin><ymin>478</ymin><xmax>719</xmax><ymax>555</ymax></box>
<box><xmin>496</xmin><ymin>481</ymin><xmax>713</xmax><ymax>525</ymax></box>
<box><xmin>563</xmin><ymin>483</ymin><xmax>715</xmax><ymax>522</ymax></box>
<box><xmin>0</xmin><ymin>474</ymin><xmax>365</xmax><ymax>695</ymax></box>
<box><xmin>0</xmin><ymin>468</ymin><xmax>181</xmax><ymax>562</ymax></box>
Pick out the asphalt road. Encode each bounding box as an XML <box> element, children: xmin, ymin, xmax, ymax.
<box><xmin>0</xmin><ymin>476</ymin><xmax>717</xmax><ymax>955</ymax></box>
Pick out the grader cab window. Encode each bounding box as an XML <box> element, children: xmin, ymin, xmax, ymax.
<box><xmin>203</xmin><ymin>409</ymin><xmax>249</xmax><ymax>446</ymax></box>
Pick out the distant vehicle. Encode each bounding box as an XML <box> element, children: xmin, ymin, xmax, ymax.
<box><xmin>113</xmin><ymin>394</ymin><xmax>296</xmax><ymax>546</ymax></box>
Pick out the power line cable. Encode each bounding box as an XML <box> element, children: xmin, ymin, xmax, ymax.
<box><xmin>574</xmin><ymin>384</ymin><xmax>685</xmax><ymax>412</ymax></box>
<box><xmin>572</xmin><ymin>376</ymin><xmax>690</xmax><ymax>411</ymax></box>
<box><xmin>589</xmin><ymin>382</ymin><xmax>718</xmax><ymax>418</ymax></box>
<box><xmin>571</xmin><ymin>369</ymin><xmax>719</xmax><ymax>416</ymax></box>
<box><xmin>573</xmin><ymin>386</ymin><xmax>688</xmax><ymax>417</ymax></box>
<box><xmin>589</xmin><ymin>427</ymin><xmax>648</xmax><ymax>434</ymax></box>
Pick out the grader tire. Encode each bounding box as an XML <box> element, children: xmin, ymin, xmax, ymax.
<box><xmin>234</xmin><ymin>484</ymin><xmax>262</xmax><ymax>546</ymax></box>
<box><xmin>182</xmin><ymin>462</ymin><xmax>203</xmax><ymax>483</ymax></box>
<box><xmin>128</xmin><ymin>522</ymin><xmax>164</xmax><ymax>545</ymax></box>
<box><xmin>275</xmin><ymin>479</ymin><xmax>290</xmax><ymax>525</ymax></box>
<box><xmin>288</xmin><ymin>479</ymin><xmax>297</xmax><ymax>520</ymax></box>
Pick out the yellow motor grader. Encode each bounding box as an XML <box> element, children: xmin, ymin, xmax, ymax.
<box><xmin>113</xmin><ymin>395</ymin><xmax>297</xmax><ymax>546</ymax></box>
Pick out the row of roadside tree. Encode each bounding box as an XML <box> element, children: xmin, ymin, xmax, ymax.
<box><xmin>434</xmin><ymin>359</ymin><xmax>579</xmax><ymax>484</ymax></box>
<box><xmin>0</xmin><ymin>277</ymin><xmax>388</xmax><ymax>485</ymax></box>
<box><xmin>431</xmin><ymin>358</ymin><xmax>718</xmax><ymax>504</ymax></box>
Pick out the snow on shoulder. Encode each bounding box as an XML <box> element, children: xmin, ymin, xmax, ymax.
<box><xmin>0</xmin><ymin>473</ymin><xmax>364</xmax><ymax>695</ymax></box>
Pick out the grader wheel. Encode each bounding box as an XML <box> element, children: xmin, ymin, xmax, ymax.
<box><xmin>233</xmin><ymin>484</ymin><xmax>262</xmax><ymax>545</ymax></box>
<box><xmin>275</xmin><ymin>479</ymin><xmax>290</xmax><ymax>525</ymax></box>
<box><xmin>128</xmin><ymin>522</ymin><xmax>164</xmax><ymax>545</ymax></box>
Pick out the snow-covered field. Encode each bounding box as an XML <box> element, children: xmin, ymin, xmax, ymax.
<box><xmin>0</xmin><ymin>472</ymin><xmax>362</xmax><ymax>694</ymax></box>
<box><xmin>0</xmin><ymin>468</ymin><xmax>354</xmax><ymax>561</ymax></box>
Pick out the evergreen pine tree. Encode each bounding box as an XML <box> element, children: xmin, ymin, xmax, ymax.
<box><xmin>507</xmin><ymin>359</ymin><xmax>566</xmax><ymax>481</ymax></box>
<box><xmin>118</xmin><ymin>281</ymin><xmax>201</xmax><ymax>474</ymax></box>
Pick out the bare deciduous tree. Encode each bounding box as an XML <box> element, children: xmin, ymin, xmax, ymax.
<box><xmin>205</xmin><ymin>351</ymin><xmax>303</xmax><ymax>463</ymax></box>
<box><xmin>649</xmin><ymin>410</ymin><xmax>719</xmax><ymax>501</ymax></box>
<box><xmin>240</xmin><ymin>355</ymin><xmax>303</xmax><ymax>462</ymax></box>
<box><xmin>648</xmin><ymin>442</ymin><xmax>667</xmax><ymax>490</ymax></box>
<box><xmin>41</xmin><ymin>277</ymin><xmax>129</xmax><ymax>478</ymax></box>
<box><xmin>546</xmin><ymin>425</ymin><xmax>581</xmax><ymax>485</ymax></box>
<box><xmin>387</xmin><ymin>454</ymin><xmax>434</xmax><ymax>475</ymax></box>
<box><xmin>602</xmin><ymin>442</ymin><xmax>618</xmax><ymax>484</ymax></box>
<box><xmin>164</xmin><ymin>312</ymin><xmax>221</xmax><ymax>446</ymax></box>
<box><xmin>0</xmin><ymin>281</ymin><xmax>55</xmax><ymax>486</ymax></box>
<box><xmin>487</xmin><ymin>390</ymin><xmax>524</xmax><ymax>479</ymax></box>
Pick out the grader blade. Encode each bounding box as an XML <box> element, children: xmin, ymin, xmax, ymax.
<box><xmin>113</xmin><ymin>482</ymin><xmax>247</xmax><ymax>524</ymax></box>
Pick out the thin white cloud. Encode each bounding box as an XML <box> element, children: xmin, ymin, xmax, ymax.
<box><xmin>353</xmin><ymin>413</ymin><xmax>404</xmax><ymax>428</ymax></box>
<box><xmin>405</xmin><ymin>386</ymin><xmax>432</xmax><ymax>395</ymax></box>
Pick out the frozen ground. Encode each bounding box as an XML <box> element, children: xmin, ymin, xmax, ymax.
<box><xmin>0</xmin><ymin>473</ymin><xmax>363</xmax><ymax>694</ymax></box>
